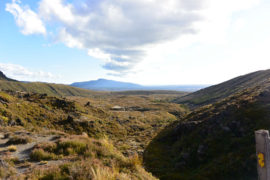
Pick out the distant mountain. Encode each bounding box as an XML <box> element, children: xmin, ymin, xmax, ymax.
<box><xmin>71</xmin><ymin>79</ymin><xmax>207</xmax><ymax>92</ymax></box>
<box><xmin>71</xmin><ymin>79</ymin><xmax>143</xmax><ymax>91</ymax></box>
<box><xmin>144</xmin><ymin>69</ymin><xmax>270</xmax><ymax>180</ymax></box>
<box><xmin>174</xmin><ymin>69</ymin><xmax>270</xmax><ymax>108</ymax></box>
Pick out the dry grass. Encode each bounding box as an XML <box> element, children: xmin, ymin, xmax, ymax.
<box><xmin>26</xmin><ymin>135</ymin><xmax>157</xmax><ymax>180</ymax></box>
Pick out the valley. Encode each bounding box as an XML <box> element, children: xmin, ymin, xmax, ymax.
<box><xmin>3</xmin><ymin>0</ymin><xmax>270</xmax><ymax>178</ymax></box>
<box><xmin>1</xmin><ymin>69</ymin><xmax>270</xmax><ymax>179</ymax></box>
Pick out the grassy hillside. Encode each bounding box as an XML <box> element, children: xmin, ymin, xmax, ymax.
<box><xmin>144</xmin><ymin>80</ymin><xmax>270</xmax><ymax>180</ymax></box>
<box><xmin>0</xmin><ymin>89</ymin><xmax>188</xmax><ymax>179</ymax></box>
<box><xmin>174</xmin><ymin>69</ymin><xmax>270</xmax><ymax>108</ymax></box>
<box><xmin>0</xmin><ymin>80</ymin><xmax>102</xmax><ymax>97</ymax></box>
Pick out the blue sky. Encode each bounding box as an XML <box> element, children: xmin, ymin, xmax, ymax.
<box><xmin>1</xmin><ymin>0</ymin><xmax>270</xmax><ymax>85</ymax></box>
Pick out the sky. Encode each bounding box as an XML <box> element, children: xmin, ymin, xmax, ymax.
<box><xmin>0</xmin><ymin>0</ymin><xmax>270</xmax><ymax>85</ymax></box>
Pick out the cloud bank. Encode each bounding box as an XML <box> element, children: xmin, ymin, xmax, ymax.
<box><xmin>6</xmin><ymin>0</ymin><xmax>260</xmax><ymax>75</ymax></box>
<box><xmin>0</xmin><ymin>63</ymin><xmax>57</xmax><ymax>82</ymax></box>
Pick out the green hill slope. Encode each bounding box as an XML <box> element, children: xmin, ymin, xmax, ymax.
<box><xmin>144</xmin><ymin>78</ymin><xmax>270</xmax><ymax>180</ymax></box>
<box><xmin>0</xmin><ymin>80</ymin><xmax>101</xmax><ymax>97</ymax></box>
<box><xmin>174</xmin><ymin>69</ymin><xmax>270</xmax><ymax>108</ymax></box>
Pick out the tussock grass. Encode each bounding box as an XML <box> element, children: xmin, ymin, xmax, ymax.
<box><xmin>6</xmin><ymin>136</ymin><xmax>32</xmax><ymax>145</ymax></box>
<box><xmin>7</xmin><ymin>145</ymin><xmax>17</xmax><ymax>152</ymax></box>
<box><xmin>30</xmin><ymin>149</ymin><xmax>57</xmax><ymax>161</ymax></box>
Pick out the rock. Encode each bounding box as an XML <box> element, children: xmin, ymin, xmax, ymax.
<box><xmin>8</xmin><ymin>120</ymin><xmax>16</xmax><ymax>126</ymax></box>
<box><xmin>84</xmin><ymin>102</ymin><xmax>91</xmax><ymax>107</ymax></box>
<box><xmin>82</xmin><ymin>132</ymin><xmax>88</xmax><ymax>137</ymax></box>
<box><xmin>0</xmin><ymin>119</ymin><xmax>4</xmax><ymax>125</ymax></box>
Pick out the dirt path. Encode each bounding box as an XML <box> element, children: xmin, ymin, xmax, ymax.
<box><xmin>0</xmin><ymin>130</ymin><xmax>66</xmax><ymax>177</ymax></box>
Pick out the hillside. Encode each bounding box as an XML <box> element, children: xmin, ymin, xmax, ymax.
<box><xmin>0</xmin><ymin>71</ymin><xmax>16</xmax><ymax>81</ymax></box>
<box><xmin>144</xmin><ymin>77</ymin><xmax>270</xmax><ymax>180</ymax></box>
<box><xmin>174</xmin><ymin>69</ymin><xmax>270</xmax><ymax>108</ymax></box>
<box><xmin>0</xmin><ymin>89</ymin><xmax>188</xmax><ymax>179</ymax></box>
<box><xmin>0</xmin><ymin>70</ymin><xmax>105</xmax><ymax>97</ymax></box>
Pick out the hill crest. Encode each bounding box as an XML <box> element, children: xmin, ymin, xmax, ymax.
<box><xmin>174</xmin><ymin>69</ymin><xmax>270</xmax><ymax>108</ymax></box>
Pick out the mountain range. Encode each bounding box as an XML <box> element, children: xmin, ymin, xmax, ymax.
<box><xmin>71</xmin><ymin>78</ymin><xmax>207</xmax><ymax>91</ymax></box>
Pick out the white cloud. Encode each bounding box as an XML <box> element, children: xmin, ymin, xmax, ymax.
<box><xmin>6</xmin><ymin>0</ymin><xmax>46</xmax><ymax>35</ymax></box>
<box><xmin>6</xmin><ymin>0</ymin><xmax>261</xmax><ymax>75</ymax></box>
<box><xmin>0</xmin><ymin>63</ymin><xmax>58</xmax><ymax>82</ymax></box>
